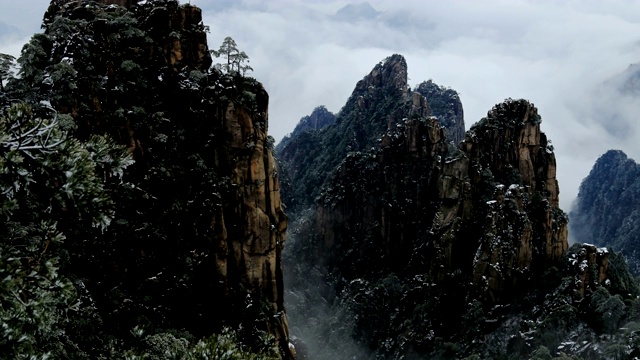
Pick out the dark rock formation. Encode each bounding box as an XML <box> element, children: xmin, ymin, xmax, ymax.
<box><xmin>44</xmin><ymin>0</ymin><xmax>211</xmax><ymax>75</ymax></box>
<box><xmin>570</xmin><ymin>150</ymin><xmax>640</xmax><ymax>274</ymax></box>
<box><xmin>293</xmin><ymin>105</ymin><xmax>335</xmax><ymax>133</ymax></box>
<box><xmin>415</xmin><ymin>80</ymin><xmax>465</xmax><ymax>144</ymax></box>
<box><xmin>311</xmin><ymin>98</ymin><xmax>567</xmax><ymax>302</ymax></box>
<box><xmin>282</xmin><ymin>56</ymin><xmax>569</xmax><ymax>358</ymax></box>
<box><xmin>569</xmin><ymin>243</ymin><xmax>610</xmax><ymax>296</ymax></box>
<box><xmin>276</xmin><ymin>105</ymin><xmax>335</xmax><ymax>152</ymax></box>
<box><xmin>461</xmin><ymin>100</ymin><xmax>567</xmax><ymax>302</ymax></box>
<box><xmin>29</xmin><ymin>1</ymin><xmax>292</xmax><ymax>357</ymax></box>
<box><xmin>277</xmin><ymin>54</ymin><xmax>463</xmax><ymax>213</ymax></box>
<box><xmin>50</xmin><ymin>0</ymin><xmax>140</xmax><ymax>8</ymax></box>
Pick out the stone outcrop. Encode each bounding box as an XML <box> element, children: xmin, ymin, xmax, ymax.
<box><xmin>277</xmin><ymin>54</ymin><xmax>464</xmax><ymax>213</ymax></box>
<box><xmin>275</xmin><ymin>105</ymin><xmax>335</xmax><ymax>153</ymax></box>
<box><xmin>415</xmin><ymin>80</ymin><xmax>465</xmax><ymax>144</ymax></box>
<box><xmin>281</xmin><ymin>55</ymin><xmax>638</xmax><ymax>360</ymax></box>
<box><xmin>210</xmin><ymin>88</ymin><xmax>291</xmax><ymax>354</ymax></box>
<box><xmin>459</xmin><ymin>100</ymin><xmax>568</xmax><ymax>301</ymax></box>
<box><xmin>570</xmin><ymin>150</ymin><xmax>640</xmax><ymax>275</ymax></box>
<box><xmin>569</xmin><ymin>244</ymin><xmax>610</xmax><ymax>296</ymax></box>
<box><xmin>51</xmin><ymin>0</ymin><xmax>140</xmax><ymax>8</ymax></box>
<box><xmin>45</xmin><ymin>0</ymin><xmax>211</xmax><ymax>73</ymax></box>
<box><xmin>306</xmin><ymin>84</ymin><xmax>568</xmax><ymax>304</ymax></box>
<box><xmin>38</xmin><ymin>1</ymin><xmax>292</xmax><ymax>358</ymax></box>
<box><xmin>288</xmin><ymin>105</ymin><xmax>335</xmax><ymax>136</ymax></box>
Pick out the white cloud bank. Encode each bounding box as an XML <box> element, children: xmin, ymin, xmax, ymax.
<box><xmin>2</xmin><ymin>0</ymin><xmax>640</xmax><ymax>212</ymax></box>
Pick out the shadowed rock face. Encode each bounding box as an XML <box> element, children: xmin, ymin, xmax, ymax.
<box><xmin>55</xmin><ymin>0</ymin><xmax>140</xmax><ymax>7</ymax></box>
<box><xmin>277</xmin><ymin>54</ymin><xmax>466</xmax><ymax>213</ymax></box>
<box><xmin>460</xmin><ymin>100</ymin><xmax>568</xmax><ymax>301</ymax></box>
<box><xmin>569</xmin><ymin>244</ymin><xmax>610</xmax><ymax>296</ymax></box>
<box><xmin>279</xmin><ymin>55</ymin><xmax>568</xmax><ymax>308</ymax></box>
<box><xmin>570</xmin><ymin>150</ymin><xmax>640</xmax><ymax>275</ymax></box>
<box><xmin>415</xmin><ymin>80</ymin><xmax>465</xmax><ymax>145</ymax></box>
<box><xmin>38</xmin><ymin>1</ymin><xmax>293</xmax><ymax>357</ymax></box>
<box><xmin>280</xmin><ymin>55</ymin><xmax>640</xmax><ymax>360</ymax></box>
<box><xmin>45</xmin><ymin>1</ymin><xmax>211</xmax><ymax>73</ymax></box>
<box><xmin>312</xmin><ymin>98</ymin><xmax>568</xmax><ymax>303</ymax></box>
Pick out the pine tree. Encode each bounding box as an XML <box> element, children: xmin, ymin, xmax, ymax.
<box><xmin>0</xmin><ymin>100</ymin><xmax>133</xmax><ymax>358</ymax></box>
<box><xmin>0</xmin><ymin>53</ymin><xmax>16</xmax><ymax>93</ymax></box>
<box><xmin>211</xmin><ymin>36</ymin><xmax>253</xmax><ymax>75</ymax></box>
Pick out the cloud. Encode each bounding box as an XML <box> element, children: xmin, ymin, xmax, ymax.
<box><xmin>0</xmin><ymin>0</ymin><xmax>49</xmax><ymax>58</ymax></box>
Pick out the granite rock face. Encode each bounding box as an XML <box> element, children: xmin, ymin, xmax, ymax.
<box><xmin>208</xmin><ymin>87</ymin><xmax>291</xmax><ymax>356</ymax></box>
<box><xmin>459</xmin><ymin>100</ymin><xmax>568</xmax><ymax>301</ymax></box>
<box><xmin>570</xmin><ymin>150</ymin><xmax>640</xmax><ymax>275</ymax></box>
<box><xmin>277</xmin><ymin>54</ymin><xmax>463</xmax><ymax>213</ymax></box>
<box><xmin>312</xmin><ymin>98</ymin><xmax>568</xmax><ymax>303</ymax></box>
<box><xmin>37</xmin><ymin>0</ymin><xmax>292</xmax><ymax>357</ymax></box>
<box><xmin>282</xmin><ymin>56</ymin><xmax>568</xmax><ymax>309</ymax></box>
<box><xmin>415</xmin><ymin>80</ymin><xmax>465</xmax><ymax>144</ymax></box>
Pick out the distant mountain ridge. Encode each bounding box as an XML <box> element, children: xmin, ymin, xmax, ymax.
<box><xmin>571</xmin><ymin>149</ymin><xmax>640</xmax><ymax>274</ymax></box>
<box><xmin>276</xmin><ymin>105</ymin><xmax>335</xmax><ymax>152</ymax></box>
<box><xmin>334</xmin><ymin>2</ymin><xmax>380</xmax><ymax>22</ymax></box>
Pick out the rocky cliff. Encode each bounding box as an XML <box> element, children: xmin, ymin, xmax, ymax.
<box><xmin>460</xmin><ymin>100</ymin><xmax>568</xmax><ymax>301</ymax></box>
<box><xmin>415</xmin><ymin>79</ymin><xmax>465</xmax><ymax>144</ymax></box>
<box><xmin>570</xmin><ymin>150</ymin><xmax>640</xmax><ymax>274</ymax></box>
<box><xmin>19</xmin><ymin>0</ymin><xmax>292</xmax><ymax>357</ymax></box>
<box><xmin>276</xmin><ymin>105</ymin><xmax>335</xmax><ymax>152</ymax></box>
<box><xmin>276</xmin><ymin>55</ymin><xmax>461</xmax><ymax>213</ymax></box>
<box><xmin>310</xmin><ymin>97</ymin><xmax>568</xmax><ymax>303</ymax></box>
<box><xmin>282</xmin><ymin>56</ymin><xmax>574</xmax><ymax>359</ymax></box>
<box><xmin>49</xmin><ymin>0</ymin><xmax>140</xmax><ymax>9</ymax></box>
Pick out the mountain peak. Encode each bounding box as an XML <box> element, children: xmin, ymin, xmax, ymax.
<box><xmin>486</xmin><ymin>98</ymin><xmax>541</xmax><ymax>126</ymax></box>
<box><xmin>335</xmin><ymin>2</ymin><xmax>380</xmax><ymax>22</ymax></box>
<box><xmin>415</xmin><ymin>80</ymin><xmax>465</xmax><ymax>144</ymax></box>
<box><xmin>596</xmin><ymin>149</ymin><xmax>629</xmax><ymax>165</ymax></box>
<box><xmin>352</xmin><ymin>54</ymin><xmax>408</xmax><ymax>100</ymax></box>
<box><xmin>49</xmin><ymin>0</ymin><xmax>140</xmax><ymax>8</ymax></box>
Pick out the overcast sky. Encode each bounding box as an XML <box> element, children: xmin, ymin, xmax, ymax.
<box><xmin>1</xmin><ymin>0</ymin><xmax>640</xmax><ymax>218</ymax></box>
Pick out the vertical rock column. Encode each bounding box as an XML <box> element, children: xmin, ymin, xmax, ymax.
<box><xmin>212</xmin><ymin>86</ymin><xmax>292</xmax><ymax>358</ymax></box>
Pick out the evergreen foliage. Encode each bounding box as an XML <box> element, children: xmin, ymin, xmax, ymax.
<box><xmin>0</xmin><ymin>100</ymin><xmax>132</xmax><ymax>358</ymax></box>
<box><xmin>211</xmin><ymin>36</ymin><xmax>253</xmax><ymax>75</ymax></box>
<box><xmin>6</xmin><ymin>1</ymin><xmax>640</xmax><ymax>359</ymax></box>
<box><xmin>0</xmin><ymin>1</ymin><xmax>283</xmax><ymax>358</ymax></box>
<box><xmin>0</xmin><ymin>53</ymin><xmax>16</xmax><ymax>92</ymax></box>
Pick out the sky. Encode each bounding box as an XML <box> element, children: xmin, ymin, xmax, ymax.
<box><xmin>1</xmin><ymin>0</ymin><xmax>640</xmax><ymax>219</ymax></box>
